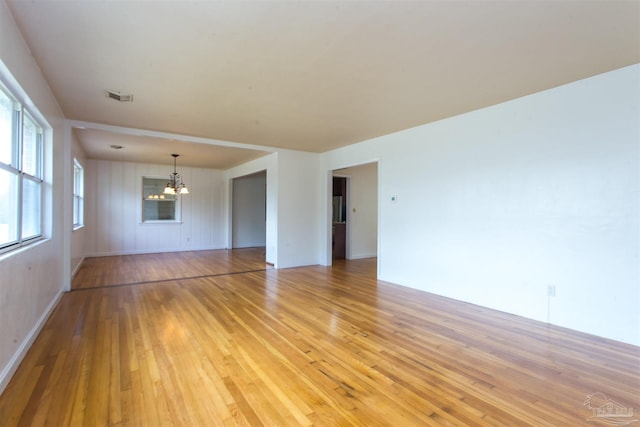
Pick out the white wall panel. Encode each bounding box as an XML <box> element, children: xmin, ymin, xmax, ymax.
<box><xmin>109</xmin><ymin>161</ymin><xmax>125</xmax><ymax>253</ymax></box>
<box><xmin>122</xmin><ymin>163</ymin><xmax>137</xmax><ymax>251</ymax></box>
<box><xmin>85</xmin><ymin>160</ymin><xmax>226</xmax><ymax>256</ymax></box>
<box><xmin>277</xmin><ymin>150</ymin><xmax>322</xmax><ymax>268</ymax></box>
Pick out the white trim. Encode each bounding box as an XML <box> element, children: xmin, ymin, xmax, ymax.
<box><xmin>348</xmin><ymin>253</ymin><xmax>377</xmax><ymax>260</ymax></box>
<box><xmin>0</xmin><ymin>237</ymin><xmax>47</xmax><ymax>261</ymax></box>
<box><xmin>0</xmin><ymin>289</ymin><xmax>64</xmax><ymax>395</ymax></box>
<box><xmin>71</xmin><ymin>256</ymin><xmax>85</xmax><ymax>278</ymax></box>
<box><xmin>86</xmin><ymin>245</ymin><xmax>226</xmax><ymax>258</ymax></box>
<box><xmin>138</xmin><ymin>221</ymin><xmax>183</xmax><ymax>225</ymax></box>
<box><xmin>72</xmin><ymin>157</ymin><xmax>84</xmax><ymax>229</ymax></box>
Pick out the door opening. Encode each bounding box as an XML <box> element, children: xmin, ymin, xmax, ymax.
<box><xmin>330</xmin><ymin>162</ymin><xmax>378</xmax><ymax>267</ymax></box>
<box><xmin>332</xmin><ymin>176</ymin><xmax>347</xmax><ymax>259</ymax></box>
<box><xmin>231</xmin><ymin>171</ymin><xmax>266</xmax><ymax>250</ymax></box>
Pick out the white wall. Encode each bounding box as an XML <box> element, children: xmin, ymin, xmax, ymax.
<box><xmin>85</xmin><ymin>159</ymin><xmax>226</xmax><ymax>256</ymax></box>
<box><xmin>0</xmin><ymin>0</ymin><xmax>67</xmax><ymax>393</ymax></box>
<box><xmin>340</xmin><ymin>163</ymin><xmax>378</xmax><ymax>259</ymax></box>
<box><xmin>232</xmin><ymin>171</ymin><xmax>266</xmax><ymax>248</ymax></box>
<box><xmin>226</xmin><ymin>151</ymin><xmax>322</xmax><ymax>268</ymax></box>
<box><xmin>322</xmin><ymin>65</ymin><xmax>640</xmax><ymax>346</ymax></box>
<box><xmin>276</xmin><ymin>150</ymin><xmax>322</xmax><ymax>268</ymax></box>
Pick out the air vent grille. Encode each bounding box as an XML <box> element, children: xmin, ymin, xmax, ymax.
<box><xmin>106</xmin><ymin>90</ymin><xmax>133</xmax><ymax>102</ymax></box>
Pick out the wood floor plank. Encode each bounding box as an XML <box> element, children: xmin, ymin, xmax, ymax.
<box><xmin>0</xmin><ymin>252</ymin><xmax>638</xmax><ymax>426</ymax></box>
<box><xmin>72</xmin><ymin>248</ymin><xmax>270</xmax><ymax>290</ymax></box>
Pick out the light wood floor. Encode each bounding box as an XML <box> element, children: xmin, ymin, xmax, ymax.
<box><xmin>72</xmin><ymin>247</ymin><xmax>272</xmax><ymax>290</ymax></box>
<box><xmin>0</xmin><ymin>250</ymin><xmax>638</xmax><ymax>426</ymax></box>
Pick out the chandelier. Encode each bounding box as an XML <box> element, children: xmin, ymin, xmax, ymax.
<box><xmin>163</xmin><ymin>154</ymin><xmax>189</xmax><ymax>195</ymax></box>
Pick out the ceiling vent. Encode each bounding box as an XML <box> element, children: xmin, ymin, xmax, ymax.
<box><xmin>106</xmin><ymin>90</ymin><xmax>133</xmax><ymax>102</ymax></box>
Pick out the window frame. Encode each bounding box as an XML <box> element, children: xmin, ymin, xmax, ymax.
<box><xmin>0</xmin><ymin>78</ymin><xmax>45</xmax><ymax>254</ymax></box>
<box><xmin>73</xmin><ymin>158</ymin><xmax>84</xmax><ymax>230</ymax></box>
<box><xmin>141</xmin><ymin>176</ymin><xmax>181</xmax><ymax>223</ymax></box>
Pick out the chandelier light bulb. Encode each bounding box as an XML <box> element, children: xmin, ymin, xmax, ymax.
<box><xmin>163</xmin><ymin>154</ymin><xmax>189</xmax><ymax>196</ymax></box>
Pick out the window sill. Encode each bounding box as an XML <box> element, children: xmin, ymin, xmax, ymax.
<box><xmin>0</xmin><ymin>237</ymin><xmax>48</xmax><ymax>261</ymax></box>
<box><xmin>139</xmin><ymin>221</ymin><xmax>183</xmax><ymax>225</ymax></box>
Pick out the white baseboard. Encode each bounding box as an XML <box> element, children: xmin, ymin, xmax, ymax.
<box><xmin>87</xmin><ymin>245</ymin><xmax>225</xmax><ymax>258</ymax></box>
<box><xmin>71</xmin><ymin>256</ymin><xmax>85</xmax><ymax>278</ymax></box>
<box><xmin>348</xmin><ymin>252</ymin><xmax>377</xmax><ymax>260</ymax></box>
<box><xmin>0</xmin><ymin>290</ymin><xmax>64</xmax><ymax>395</ymax></box>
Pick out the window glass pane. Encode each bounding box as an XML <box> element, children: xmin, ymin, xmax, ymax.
<box><xmin>22</xmin><ymin>114</ymin><xmax>41</xmax><ymax>177</ymax></box>
<box><xmin>0</xmin><ymin>89</ymin><xmax>14</xmax><ymax>166</ymax></box>
<box><xmin>76</xmin><ymin>163</ymin><xmax>83</xmax><ymax>194</ymax></box>
<box><xmin>142</xmin><ymin>177</ymin><xmax>176</xmax><ymax>221</ymax></box>
<box><xmin>73</xmin><ymin>196</ymin><xmax>79</xmax><ymax>225</ymax></box>
<box><xmin>73</xmin><ymin>195</ymin><xmax>84</xmax><ymax>227</ymax></box>
<box><xmin>0</xmin><ymin>168</ymin><xmax>19</xmax><ymax>246</ymax></box>
<box><xmin>0</xmin><ymin>76</ymin><xmax>45</xmax><ymax>252</ymax></box>
<box><xmin>22</xmin><ymin>177</ymin><xmax>41</xmax><ymax>239</ymax></box>
<box><xmin>143</xmin><ymin>200</ymin><xmax>176</xmax><ymax>221</ymax></box>
<box><xmin>74</xmin><ymin>166</ymin><xmax>79</xmax><ymax>193</ymax></box>
<box><xmin>73</xmin><ymin>159</ymin><xmax>84</xmax><ymax>227</ymax></box>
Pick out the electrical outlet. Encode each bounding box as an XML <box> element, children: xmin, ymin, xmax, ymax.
<box><xmin>547</xmin><ymin>285</ymin><xmax>556</xmax><ymax>297</ymax></box>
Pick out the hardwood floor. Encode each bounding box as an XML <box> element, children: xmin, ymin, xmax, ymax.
<box><xmin>72</xmin><ymin>247</ymin><xmax>271</xmax><ymax>290</ymax></box>
<box><xmin>1</xmin><ymin>251</ymin><xmax>638</xmax><ymax>426</ymax></box>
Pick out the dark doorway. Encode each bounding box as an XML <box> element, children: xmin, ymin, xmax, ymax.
<box><xmin>332</xmin><ymin>176</ymin><xmax>347</xmax><ymax>259</ymax></box>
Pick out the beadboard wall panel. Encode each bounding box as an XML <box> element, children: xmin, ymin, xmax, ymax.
<box><xmin>85</xmin><ymin>159</ymin><xmax>226</xmax><ymax>256</ymax></box>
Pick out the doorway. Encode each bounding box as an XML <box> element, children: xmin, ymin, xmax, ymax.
<box><xmin>332</xmin><ymin>176</ymin><xmax>347</xmax><ymax>259</ymax></box>
<box><xmin>231</xmin><ymin>171</ymin><xmax>266</xmax><ymax>249</ymax></box>
<box><xmin>330</xmin><ymin>162</ymin><xmax>378</xmax><ymax>264</ymax></box>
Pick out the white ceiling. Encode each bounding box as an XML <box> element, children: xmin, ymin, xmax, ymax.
<box><xmin>7</xmin><ymin>0</ymin><xmax>640</xmax><ymax>168</ymax></box>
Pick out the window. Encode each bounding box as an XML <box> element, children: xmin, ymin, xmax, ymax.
<box><xmin>73</xmin><ymin>158</ymin><xmax>84</xmax><ymax>229</ymax></box>
<box><xmin>142</xmin><ymin>177</ymin><xmax>178</xmax><ymax>222</ymax></box>
<box><xmin>0</xmin><ymin>81</ymin><xmax>44</xmax><ymax>251</ymax></box>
